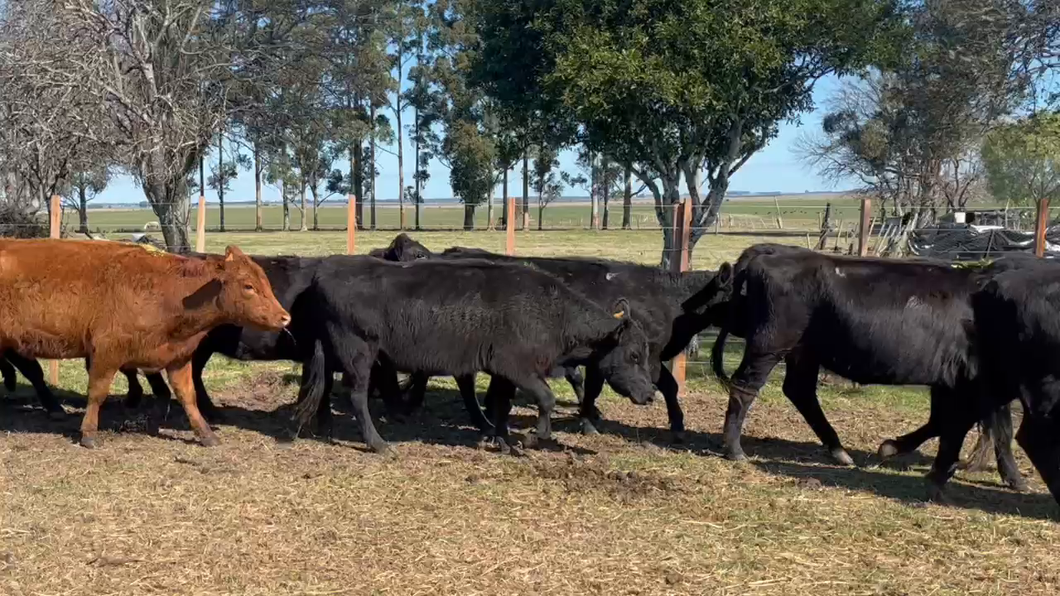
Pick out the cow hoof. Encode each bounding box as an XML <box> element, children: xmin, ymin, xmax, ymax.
<box><xmin>581</xmin><ymin>419</ymin><xmax>600</xmax><ymax>436</ymax></box>
<box><xmin>1005</xmin><ymin>476</ymin><xmax>1029</xmax><ymax>493</ymax></box>
<box><xmin>831</xmin><ymin>448</ymin><xmax>855</xmax><ymax>467</ymax></box>
<box><xmin>199</xmin><ymin>433</ymin><xmax>221</xmax><ymax>448</ymax></box>
<box><xmin>877</xmin><ymin>440</ymin><xmax>900</xmax><ymax>460</ymax></box>
<box><xmin>80</xmin><ymin>435</ymin><xmax>101</xmax><ymax>449</ymax></box>
<box><xmin>370</xmin><ymin>442</ymin><xmax>395</xmax><ymax>458</ymax></box>
<box><xmin>725</xmin><ymin>450</ymin><xmax>747</xmax><ymax>462</ymax></box>
<box><xmin>925</xmin><ymin>483</ymin><xmax>949</xmax><ymax>504</ymax></box>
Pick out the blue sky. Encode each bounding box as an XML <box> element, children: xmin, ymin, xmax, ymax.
<box><xmin>96</xmin><ymin>75</ymin><xmax>847</xmax><ymax>204</ymax></box>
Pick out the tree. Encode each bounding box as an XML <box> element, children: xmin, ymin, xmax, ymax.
<box><xmin>533</xmin><ymin>144</ymin><xmax>562</xmax><ymax>230</ymax></box>
<box><xmin>64</xmin><ymin>167</ymin><xmax>111</xmax><ymax>234</ymax></box>
<box><xmin>208</xmin><ymin>134</ymin><xmax>251</xmax><ymax>232</ymax></box>
<box><xmin>799</xmin><ymin>1</ymin><xmax>1038</xmax><ymax>222</ymax></box>
<box><xmin>983</xmin><ymin>112</ymin><xmax>1060</xmax><ymax>212</ymax></box>
<box><xmin>387</xmin><ymin>0</ymin><xmax>428</xmax><ymax>230</ymax></box>
<box><xmin>473</xmin><ymin>0</ymin><xmax>907</xmax><ymax>266</ymax></box>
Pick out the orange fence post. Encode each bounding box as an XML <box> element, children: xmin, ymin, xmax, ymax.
<box><xmin>670</xmin><ymin>198</ymin><xmax>692</xmax><ymax>396</ymax></box>
<box><xmin>1035</xmin><ymin>197</ymin><xmax>1050</xmax><ymax>258</ymax></box>
<box><xmin>858</xmin><ymin>197</ymin><xmax>872</xmax><ymax>257</ymax></box>
<box><xmin>506</xmin><ymin>196</ymin><xmax>516</xmax><ymax>256</ymax></box>
<box><xmin>195</xmin><ymin>194</ymin><xmax>206</xmax><ymax>253</ymax></box>
<box><xmin>49</xmin><ymin>195</ymin><xmax>61</xmax><ymax>385</ymax></box>
<box><xmin>347</xmin><ymin>195</ymin><xmax>357</xmax><ymax>254</ymax></box>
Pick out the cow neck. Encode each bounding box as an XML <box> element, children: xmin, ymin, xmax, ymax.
<box><xmin>166</xmin><ymin>258</ymin><xmax>228</xmax><ymax>340</ymax></box>
<box><xmin>563</xmin><ymin>312</ymin><xmax>621</xmax><ymax>365</ymax></box>
<box><xmin>676</xmin><ymin>270</ymin><xmax>716</xmax><ymax>302</ymax></box>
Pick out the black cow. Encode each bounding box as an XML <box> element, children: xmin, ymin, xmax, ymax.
<box><xmin>290</xmin><ymin>257</ymin><xmax>658</xmax><ymax>453</ymax></box>
<box><xmin>973</xmin><ymin>261</ymin><xmax>1060</xmax><ymax>506</ymax></box>
<box><xmin>367</xmin><ymin>233</ymin><xmax>432</xmax><ymax>262</ymax></box>
<box><xmin>426</xmin><ymin>247</ymin><xmax>733</xmax><ymax>440</ymax></box>
<box><xmin>711</xmin><ymin>244</ymin><xmax>1026</xmax><ymax>495</ymax></box>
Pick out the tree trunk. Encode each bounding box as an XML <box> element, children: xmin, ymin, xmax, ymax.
<box><xmin>254</xmin><ymin>144</ymin><xmax>263</xmax><ymax>231</ymax></box>
<box><xmin>414</xmin><ymin>106</ymin><xmax>422</xmax><ymax>231</ymax></box>
<box><xmin>217</xmin><ymin>134</ymin><xmax>225</xmax><ymax>233</ymax></box>
<box><xmin>299</xmin><ymin>181</ymin><xmax>308</xmax><ymax>232</ymax></box>
<box><xmin>78</xmin><ymin>186</ymin><xmax>88</xmax><ymax>234</ymax></box>
<box><xmin>463</xmin><ymin>203</ymin><xmax>475</xmax><ymax>231</ymax></box>
<box><xmin>281</xmin><ymin>178</ymin><xmax>290</xmax><ymax>232</ymax></box>
<box><xmin>501</xmin><ymin>167</ymin><xmax>509</xmax><ymax>227</ymax></box>
<box><xmin>397</xmin><ymin>95</ymin><xmax>405</xmax><ymax>231</ymax></box>
<box><xmin>352</xmin><ymin>146</ymin><xmax>364</xmax><ymax>230</ymax></box>
<box><xmin>538</xmin><ymin>194</ymin><xmax>544</xmax><ymax>231</ymax></box>
<box><xmin>521</xmin><ymin>153</ymin><xmax>530</xmax><ymax>230</ymax></box>
<box><xmin>602</xmin><ymin>170</ymin><xmax>610</xmax><ymax>230</ymax></box>
<box><xmin>143</xmin><ymin>182</ymin><xmax>190</xmax><ymax>253</ymax></box>
<box><xmin>311</xmin><ymin>182</ymin><xmax>320</xmax><ymax>231</ymax></box>
<box><xmin>655</xmin><ymin>176</ymin><xmax>683</xmax><ymax>269</ymax></box>
<box><xmin>622</xmin><ymin>165</ymin><xmax>632</xmax><ymax>230</ymax></box>
<box><xmin>589</xmin><ymin>150</ymin><xmax>598</xmax><ymax>230</ymax></box>
<box><xmin>370</xmin><ymin>104</ymin><xmax>377</xmax><ymax>231</ymax></box>
<box><xmin>487</xmin><ymin>186</ymin><xmax>494</xmax><ymax>230</ymax></box>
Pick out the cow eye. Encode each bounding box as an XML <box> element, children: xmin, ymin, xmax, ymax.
<box><xmin>631</xmin><ymin>353</ymin><xmax>640</xmax><ymax>364</ymax></box>
<box><xmin>243</xmin><ymin>284</ymin><xmax>255</xmax><ymax>292</ymax></box>
<box><xmin>416</xmin><ymin>253</ymin><xmax>427</xmax><ymax>259</ymax></box>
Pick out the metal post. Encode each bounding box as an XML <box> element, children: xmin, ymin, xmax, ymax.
<box><xmin>347</xmin><ymin>195</ymin><xmax>357</xmax><ymax>254</ymax></box>
<box><xmin>858</xmin><ymin>197</ymin><xmax>872</xmax><ymax>257</ymax></box>
<box><xmin>1035</xmin><ymin>197</ymin><xmax>1049</xmax><ymax>258</ymax></box>
<box><xmin>505</xmin><ymin>196</ymin><xmax>516</xmax><ymax>256</ymax></box>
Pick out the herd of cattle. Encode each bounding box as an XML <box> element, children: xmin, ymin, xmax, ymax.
<box><xmin>0</xmin><ymin>234</ymin><xmax>1059</xmax><ymax>510</ymax></box>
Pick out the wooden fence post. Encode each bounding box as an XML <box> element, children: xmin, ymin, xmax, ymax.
<box><xmin>347</xmin><ymin>195</ymin><xmax>357</xmax><ymax>254</ymax></box>
<box><xmin>858</xmin><ymin>197</ymin><xmax>872</xmax><ymax>257</ymax></box>
<box><xmin>505</xmin><ymin>196</ymin><xmax>516</xmax><ymax>256</ymax></box>
<box><xmin>195</xmin><ymin>194</ymin><xmax>206</xmax><ymax>253</ymax></box>
<box><xmin>1035</xmin><ymin>197</ymin><xmax>1050</xmax><ymax>258</ymax></box>
<box><xmin>49</xmin><ymin>195</ymin><xmax>61</xmax><ymax>385</ymax></box>
<box><xmin>670</xmin><ymin>198</ymin><xmax>692</xmax><ymax>396</ymax></box>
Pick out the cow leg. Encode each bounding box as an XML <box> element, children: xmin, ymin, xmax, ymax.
<box><xmin>488</xmin><ymin>376</ymin><xmax>520</xmax><ymax>455</ymax></box>
<box><xmin>370</xmin><ymin>358</ymin><xmax>404</xmax><ymax>419</ymax></box>
<box><xmin>960</xmin><ymin>426</ymin><xmax>994</xmax><ymax>473</ymax></box>
<box><xmin>782</xmin><ymin>352</ymin><xmax>852</xmax><ymax>465</ymax></box>
<box><xmin>724</xmin><ymin>351</ymin><xmax>785</xmax><ymax>461</ymax></box>
<box><xmin>0</xmin><ymin>356</ymin><xmax>15</xmax><ymax>392</ymax></box>
<box><xmin>655</xmin><ymin>365</ymin><xmax>686</xmax><ymax>442</ymax></box>
<box><xmin>578</xmin><ymin>364</ymin><xmax>606</xmax><ymax>436</ymax></box>
<box><xmin>191</xmin><ymin>348</ymin><xmax>222</xmax><ymax>423</ymax></box>
<box><xmin>402</xmin><ymin>373</ymin><xmax>430</xmax><ymax>415</ymax></box>
<box><xmin>924</xmin><ymin>393</ymin><xmax>978</xmax><ymax>502</ymax></box>
<box><xmin>455</xmin><ymin>373</ymin><xmax>493</xmax><ymax>433</ymax></box>
<box><xmin>145</xmin><ymin>372</ymin><xmax>172</xmax><ymax>401</ymax></box>
<box><xmin>331</xmin><ymin>334</ymin><xmax>390</xmax><ymax>454</ymax></box>
<box><xmin>80</xmin><ymin>365</ymin><xmax>117</xmax><ymax>448</ymax></box>
<box><xmin>1016</xmin><ymin>414</ymin><xmax>1060</xmax><ymax>506</ymax></box>
<box><xmin>517</xmin><ymin>376</ymin><xmax>557</xmax><ymax>447</ymax></box>
<box><xmin>879</xmin><ymin>386</ymin><xmax>951</xmax><ymax>459</ymax></box>
<box><xmin>121</xmin><ymin>368</ymin><xmax>145</xmax><ymax>409</ymax></box>
<box><xmin>564</xmin><ymin>366</ymin><xmax>585</xmax><ymax>405</ymax></box>
<box><xmin>5</xmin><ymin>352</ymin><xmax>65</xmax><ymax>418</ymax></box>
<box><xmin>986</xmin><ymin>403</ymin><xmax>1026</xmax><ymax>491</ymax></box>
<box><xmin>166</xmin><ymin>362</ymin><xmax>220</xmax><ymax>447</ymax></box>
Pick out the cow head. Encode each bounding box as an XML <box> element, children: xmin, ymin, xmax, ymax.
<box><xmin>204</xmin><ymin>246</ymin><xmax>291</xmax><ymax>331</ymax></box>
<box><xmin>594</xmin><ymin>298</ymin><xmax>657</xmax><ymax>405</ymax></box>
<box><xmin>384</xmin><ymin>233</ymin><xmax>432</xmax><ymax>262</ymax></box>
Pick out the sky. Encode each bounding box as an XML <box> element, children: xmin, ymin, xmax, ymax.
<box><xmin>94</xmin><ymin>75</ymin><xmax>848</xmax><ymax>205</ymax></box>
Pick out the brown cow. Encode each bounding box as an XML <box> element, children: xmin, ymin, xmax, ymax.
<box><xmin>0</xmin><ymin>239</ymin><xmax>290</xmax><ymax>448</ymax></box>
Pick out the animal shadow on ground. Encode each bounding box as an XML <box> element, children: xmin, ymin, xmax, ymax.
<box><xmin>753</xmin><ymin>459</ymin><xmax>1059</xmax><ymax>521</ymax></box>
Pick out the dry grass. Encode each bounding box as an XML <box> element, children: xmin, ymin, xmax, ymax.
<box><xmin>2</xmin><ymin>230</ymin><xmax>1058</xmax><ymax>596</ymax></box>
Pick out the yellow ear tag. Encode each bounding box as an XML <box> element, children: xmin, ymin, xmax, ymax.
<box><xmin>613</xmin><ymin>311</ymin><xmax>625</xmax><ymax>319</ymax></box>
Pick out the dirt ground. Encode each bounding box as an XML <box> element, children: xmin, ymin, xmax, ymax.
<box><xmin>2</xmin><ymin>369</ymin><xmax>1057</xmax><ymax>596</ymax></box>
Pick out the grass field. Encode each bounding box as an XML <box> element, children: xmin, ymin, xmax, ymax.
<box><xmin>2</xmin><ymin>228</ymin><xmax>1058</xmax><ymax>596</ymax></box>
<box><xmin>71</xmin><ymin>195</ymin><xmax>867</xmax><ymax>234</ymax></box>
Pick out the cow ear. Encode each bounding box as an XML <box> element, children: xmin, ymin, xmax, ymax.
<box><xmin>224</xmin><ymin>245</ymin><xmax>246</xmax><ymax>263</ymax></box>
<box><xmin>183</xmin><ymin>279</ymin><xmax>223</xmax><ymax>310</ymax></box>
<box><xmin>716</xmin><ymin>263</ymin><xmax>733</xmax><ymax>287</ymax></box>
<box><xmin>611</xmin><ymin>297</ymin><xmax>631</xmax><ymax>320</ymax></box>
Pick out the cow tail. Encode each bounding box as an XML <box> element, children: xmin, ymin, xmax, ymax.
<box><xmin>711</xmin><ymin>327</ymin><xmax>733</xmax><ymax>390</ymax></box>
<box><xmin>289</xmin><ymin>338</ymin><xmax>328</xmax><ymax>439</ymax></box>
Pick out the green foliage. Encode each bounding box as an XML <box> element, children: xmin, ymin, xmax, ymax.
<box><xmin>447</xmin><ymin>120</ymin><xmax>495</xmax><ymax>207</ymax></box>
<box><xmin>982</xmin><ymin>112</ymin><xmax>1060</xmax><ymax>206</ymax></box>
